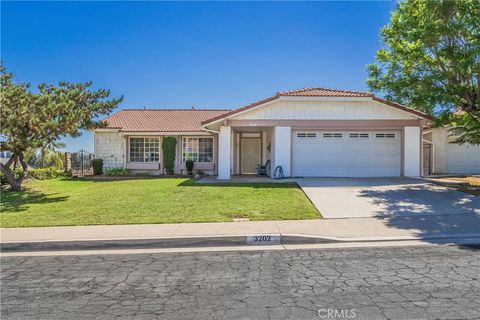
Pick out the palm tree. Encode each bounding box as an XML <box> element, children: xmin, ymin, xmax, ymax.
<box><xmin>23</xmin><ymin>142</ymin><xmax>65</xmax><ymax>169</ymax></box>
<box><xmin>40</xmin><ymin>147</ymin><xmax>64</xmax><ymax>169</ymax></box>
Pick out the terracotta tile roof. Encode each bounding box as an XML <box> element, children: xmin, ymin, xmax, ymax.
<box><xmin>102</xmin><ymin>109</ymin><xmax>229</xmax><ymax>132</ymax></box>
<box><xmin>202</xmin><ymin>87</ymin><xmax>432</xmax><ymax>125</ymax></box>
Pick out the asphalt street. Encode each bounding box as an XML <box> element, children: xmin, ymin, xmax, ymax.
<box><xmin>1</xmin><ymin>245</ymin><xmax>479</xmax><ymax>320</ymax></box>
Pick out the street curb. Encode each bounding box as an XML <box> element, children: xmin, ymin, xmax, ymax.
<box><xmin>2</xmin><ymin>233</ymin><xmax>480</xmax><ymax>253</ymax></box>
<box><xmin>1</xmin><ymin>236</ymin><xmax>252</xmax><ymax>252</ymax></box>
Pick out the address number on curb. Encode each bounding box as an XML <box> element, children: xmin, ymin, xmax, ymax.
<box><xmin>247</xmin><ymin>235</ymin><xmax>281</xmax><ymax>245</ymax></box>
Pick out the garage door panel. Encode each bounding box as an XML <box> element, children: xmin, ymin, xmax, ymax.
<box><xmin>292</xmin><ymin>130</ymin><xmax>401</xmax><ymax>177</ymax></box>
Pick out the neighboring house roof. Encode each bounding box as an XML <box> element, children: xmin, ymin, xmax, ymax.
<box><xmin>202</xmin><ymin>87</ymin><xmax>433</xmax><ymax>125</ymax></box>
<box><xmin>101</xmin><ymin>109</ymin><xmax>229</xmax><ymax>132</ymax></box>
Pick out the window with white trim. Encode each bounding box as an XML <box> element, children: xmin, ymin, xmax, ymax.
<box><xmin>129</xmin><ymin>137</ymin><xmax>160</xmax><ymax>162</ymax></box>
<box><xmin>323</xmin><ymin>132</ymin><xmax>343</xmax><ymax>138</ymax></box>
<box><xmin>349</xmin><ymin>133</ymin><xmax>369</xmax><ymax>138</ymax></box>
<box><xmin>297</xmin><ymin>132</ymin><xmax>317</xmax><ymax>138</ymax></box>
<box><xmin>182</xmin><ymin>137</ymin><xmax>214</xmax><ymax>163</ymax></box>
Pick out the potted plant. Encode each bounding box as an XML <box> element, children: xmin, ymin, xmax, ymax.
<box><xmin>185</xmin><ymin>160</ymin><xmax>194</xmax><ymax>175</ymax></box>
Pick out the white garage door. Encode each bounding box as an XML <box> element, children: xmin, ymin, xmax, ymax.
<box><xmin>445</xmin><ymin>143</ymin><xmax>480</xmax><ymax>174</ymax></box>
<box><xmin>292</xmin><ymin>131</ymin><xmax>401</xmax><ymax>177</ymax></box>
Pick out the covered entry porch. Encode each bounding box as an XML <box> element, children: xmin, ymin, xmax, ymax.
<box><xmin>217</xmin><ymin>125</ymin><xmax>292</xmax><ymax>179</ymax></box>
<box><xmin>232</xmin><ymin>127</ymin><xmax>269</xmax><ymax>175</ymax></box>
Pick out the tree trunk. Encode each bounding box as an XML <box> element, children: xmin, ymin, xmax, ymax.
<box><xmin>0</xmin><ymin>163</ymin><xmax>21</xmax><ymax>191</ymax></box>
<box><xmin>0</xmin><ymin>153</ymin><xmax>27</xmax><ymax>191</ymax></box>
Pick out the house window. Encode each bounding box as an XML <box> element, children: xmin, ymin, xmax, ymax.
<box><xmin>129</xmin><ymin>137</ymin><xmax>160</xmax><ymax>162</ymax></box>
<box><xmin>182</xmin><ymin>137</ymin><xmax>214</xmax><ymax>163</ymax></box>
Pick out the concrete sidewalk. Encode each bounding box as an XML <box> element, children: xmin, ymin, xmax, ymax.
<box><xmin>2</xmin><ymin>213</ymin><xmax>480</xmax><ymax>244</ymax></box>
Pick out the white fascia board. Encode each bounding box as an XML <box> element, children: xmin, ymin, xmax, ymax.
<box><xmin>94</xmin><ymin>128</ymin><xmax>121</xmax><ymax>133</ymax></box>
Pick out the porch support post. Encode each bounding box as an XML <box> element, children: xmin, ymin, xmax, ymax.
<box><xmin>273</xmin><ymin>126</ymin><xmax>291</xmax><ymax>177</ymax></box>
<box><xmin>404</xmin><ymin>126</ymin><xmax>421</xmax><ymax>177</ymax></box>
<box><xmin>218</xmin><ymin>126</ymin><xmax>231</xmax><ymax>179</ymax></box>
<box><xmin>123</xmin><ymin>135</ymin><xmax>127</xmax><ymax>168</ymax></box>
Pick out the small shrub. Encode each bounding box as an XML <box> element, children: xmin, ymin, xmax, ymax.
<box><xmin>91</xmin><ymin>159</ymin><xmax>103</xmax><ymax>175</ymax></box>
<box><xmin>185</xmin><ymin>160</ymin><xmax>194</xmax><ymax>174</ymax></box>
<box><xmin>28</xmin><ymin>167</ymin><xmax>60</xmax><ymax>180</ymax></box>
<box><xmin>57</xmin><ymin>170</ymin><xmax>69</xmax><ymax>178</ymax></box>
<box><xmin>105</xmin><ymin>167</ymin><xmax>129</xmax><ymax>176</ymax></box>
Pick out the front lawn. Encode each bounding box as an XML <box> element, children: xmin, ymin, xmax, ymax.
<box><xmin>0</xmin><ymin>178</ymin><xmax>320</xmax><ymax>227</ymax></box>
<box><xmin>442</xmin><ymin>176</ymin><xmax>480</xmax><ymax>196</ymax></box>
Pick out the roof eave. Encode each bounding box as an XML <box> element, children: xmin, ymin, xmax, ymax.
<box><xmin>201</xmin><ymin>93</ymin><xmax>280</xmax><ymax>127</ymax></box>
<box><xmin>371</xmin><ymin>97</ymin><xmax>434</xmax><ymax>121</ymax></box>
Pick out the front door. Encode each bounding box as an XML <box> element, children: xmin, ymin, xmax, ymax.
<box><xmin>241</xmin><ymin>138</ymin><xmax>261</xmax><ymax>174</ymax></box>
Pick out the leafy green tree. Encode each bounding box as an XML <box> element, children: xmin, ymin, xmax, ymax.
<box><xmin>0</xmin><ymin>65</ymin><xmax>122</xmax><ymax>190</ymax></box>
<box><xmin>367</xmin><ymin>0</ymin><xmax>480</xmax><ymax>144</ymax></box>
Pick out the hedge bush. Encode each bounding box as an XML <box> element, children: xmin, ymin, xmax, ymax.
<box><xmin>1</xmin><ymin>167</ymin><xmax>64</xmax><ymax>184</ymax></box>
<box><xmin>91</xmin><ymin>159</ymin><xmax>103</xmax><ymax>175</ymax></box>
<box><xmin>162</xmin><ymin>137</ymin><xmax>177</xmax><ymax>175</ymax></box>
<box><xmin>28</xmin><ymin>167</ymin><xmax>62</xmax><ymax>180</ymax></box>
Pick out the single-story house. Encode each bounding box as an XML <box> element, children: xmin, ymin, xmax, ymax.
<box><xmin>94</xmin><ymin>87</ymin><xmax>480</xmax><ymax>178</ymax></box>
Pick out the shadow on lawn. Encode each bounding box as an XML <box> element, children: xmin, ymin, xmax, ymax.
<box><xmin>1</xmin><ymin>189</ymin><xmax>68</xmax><ymax>213</ymax></box>
<box><xmin>178</xmin><ymin>179</ymin><xmax>299</xmax><ymax>188</ymax></box>
<box><xmin>358</xmin><ymin>183</ymin><xmax>480</xmax><ymax>247</ymax></box>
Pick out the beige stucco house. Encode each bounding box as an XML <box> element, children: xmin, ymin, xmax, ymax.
<box><xmin>94</xmin><ymin>87</ymin><xmax>480</xmax><ymax>178</ymax></box>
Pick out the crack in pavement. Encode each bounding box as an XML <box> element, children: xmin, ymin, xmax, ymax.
<box><xmin>1</xmin><ymin>245</ymin><xmax>479</xmax><ymax>319</ymax></box>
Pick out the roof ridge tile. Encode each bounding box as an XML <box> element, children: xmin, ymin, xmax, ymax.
<box><xmin>278</xmin><ymin>86</ymin><xmax>371</xmax><ymax>96</ymax></box>
<box><xmin>119</xmin><ymin>108</ymin><xmax>231</xmax><ymax>111</ymax></box>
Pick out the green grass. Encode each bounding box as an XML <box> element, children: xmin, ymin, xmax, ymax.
<box><xmin>0</xmin><ymin>178</ymin><xmax>320</xmax><ymax>227</ymax></box>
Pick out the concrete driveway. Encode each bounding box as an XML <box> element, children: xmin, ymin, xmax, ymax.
<box><xmin>297</xmin><ymin>178</ymin><xmax>480</xmax><ymax>219</ymax></box>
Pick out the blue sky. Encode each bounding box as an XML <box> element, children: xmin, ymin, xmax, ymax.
<box><xmin>2</xmin><ymin>1</ymin><xmax>395</xmax><ymax>152</ymax></box>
